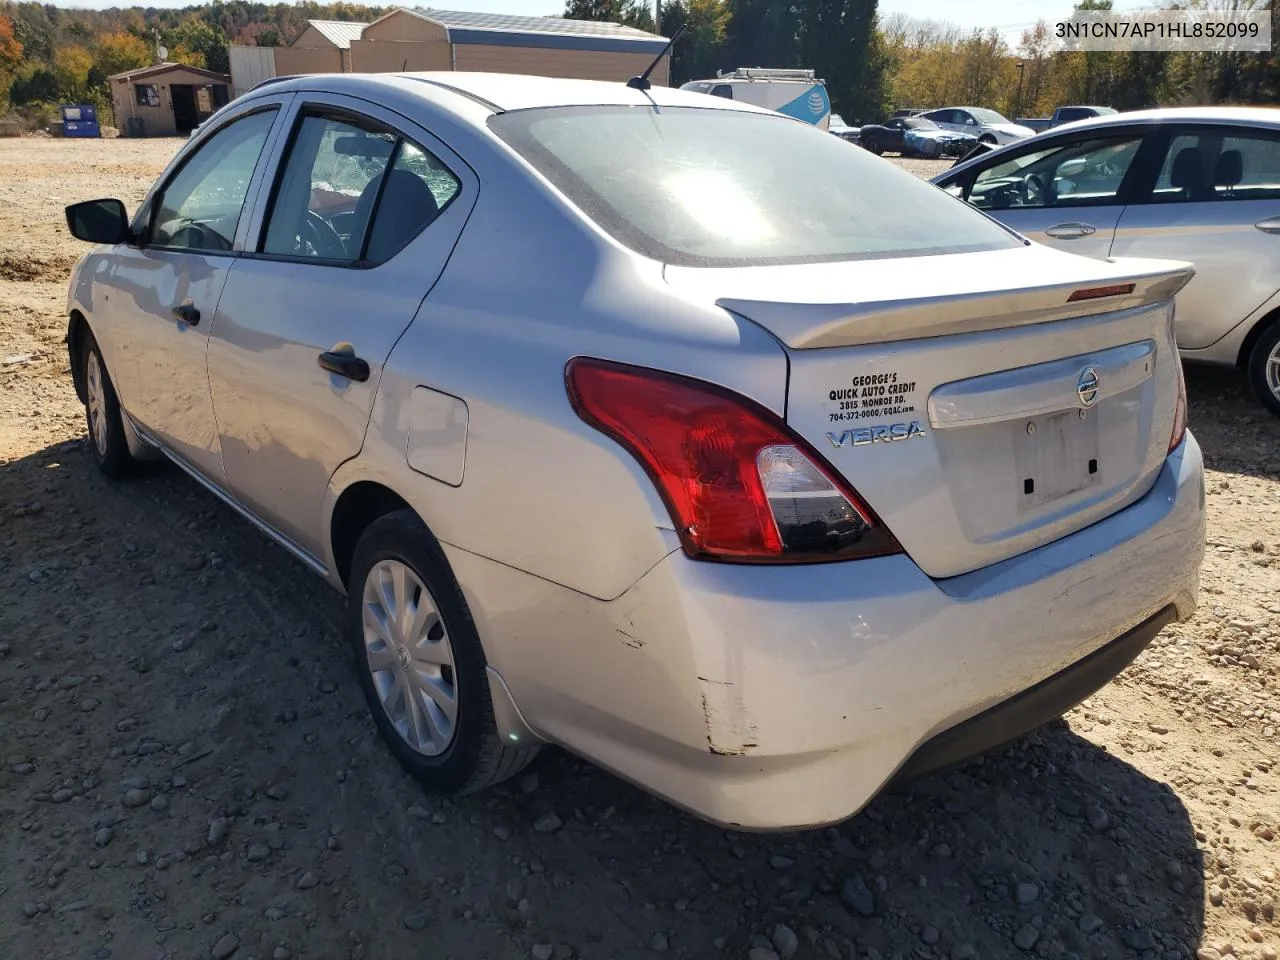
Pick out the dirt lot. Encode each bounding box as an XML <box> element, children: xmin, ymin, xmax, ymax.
<box><xmin>1</xmin><ymin>136</ymin><xmax>1278</xmax><ymax>960</ymax></box>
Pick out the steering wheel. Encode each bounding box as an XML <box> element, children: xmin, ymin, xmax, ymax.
<box><xmin>168</xmin><ymin>220</ymin><xmax>230</xmax><ymax>251</ymax></box>
<box><xmin>1022</xmin><ymin>173</ymin><xmax>1049</xmax><ymax>206</ymax></box>
<box><xmin>301</xmin><ymin>211</ymin><xmax>347</xmax><ymax>259</ymax></box>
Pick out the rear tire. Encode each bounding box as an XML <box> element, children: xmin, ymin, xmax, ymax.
<box><xmin>1246</xmin><ymin>319</ymin><xmax>1280</xmax><ymax>419</ymax></box>
<box><xmin>346</xmin><ymin>509</ymin><xmax>538</xmax><ymax>794</ymax></box>
<box><xmin>80</xmin><ymin>330</ymin><xmax>135</xmax><ymax>479</ymax></box>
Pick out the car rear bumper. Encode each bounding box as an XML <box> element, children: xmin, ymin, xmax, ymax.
<box><xmin>890</xmin><ymin>602</ymin><xmax>1175</xmax><ymax>784</ymax></box>
<box><xmin>451</xmin><ymin>432</ymin><xmax>1205</xmax><ymax>830</ymax></box>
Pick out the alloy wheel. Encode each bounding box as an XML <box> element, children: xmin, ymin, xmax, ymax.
<box><xmin>361</xmin><ymin>559</ymin><xmax>458</xmax><ymax>756</ymax></box>
<box><xmin>1267</xmin><ymin>339</ymin><xmax>1280</xmax><ymax>402</ymax></box>
<box><xmin>86</xmin><ymin>349</ymin><xmax>109</xmax><ymax>457</ymax></box>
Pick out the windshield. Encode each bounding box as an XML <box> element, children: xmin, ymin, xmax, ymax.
<box><xmin>968</xmin><ymin>107</ymin><xmax>1010</xmax><ymax>124</ymax></box>
<box><xmin>490</xmin><ymin>105</ymin><xmax>1020</xmax><ymax>267</ymax></box>
<box><xmin>905</xmin><ymin>118</ymin><xmax>938</xmax><ymax>130</ymax></box>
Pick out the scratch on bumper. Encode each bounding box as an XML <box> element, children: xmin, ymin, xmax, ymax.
<box><xmin>699</xmin><ymin>679</ymin><xmax>758</xmax><ymax>756</ymax></box>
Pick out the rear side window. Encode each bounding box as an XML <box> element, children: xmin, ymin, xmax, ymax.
<box><xmin>1151</xmin><ymin>129</ymin><xmax>1280</xmax><ymax>203</ymax></box>
<box><xmin>261</xmin><ymin>111</ymin><xmax>460</xmax><ymax>264</ymax></box>
<box><xmin>263</xmin><ymin>115</ymin><xmax>395</xmax><ymax>261</ymax></box>
<box><xmin>490</xmin><ymin>105</ymin><xmax>1021</xmax><ymax>267</ymax></box>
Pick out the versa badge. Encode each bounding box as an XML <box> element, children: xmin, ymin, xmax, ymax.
<box><xmin>827</xmin><ymin>421</ymin><xmax>928</xmax><ymax>448</ymax></box>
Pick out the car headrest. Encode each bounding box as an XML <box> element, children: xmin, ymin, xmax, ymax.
<box><xmin>365</xmin><ymin>170</ymin><xmax>439</xmax><ymax>262</ymax></box>
<box><xmin>1214</xmin><ymin>149</ymin><xmax>1243</xmax><ymax>188</ymax></box>
<box><xmin>1170</xmin><ymin>147</ymin><xmax>1205</xmax><ymax>194</ymax></box>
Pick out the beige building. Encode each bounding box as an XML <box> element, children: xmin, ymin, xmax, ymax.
<box><xmin>232</xmin><ymin>8</ymin><xmax>669</xmax><ymax>95</ymax></box>
<box><xmin>277</xmin><ymin>19</ymin><xmax>365</xmax><ymax>76</ymax></box>
<box><xmin>109</xmin><ymin>63</ymin><xmax>232</xmax><ymax>137</ymax></box>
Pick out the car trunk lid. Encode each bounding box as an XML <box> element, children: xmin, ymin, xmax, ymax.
<box><xmin>664</xmin><ymin>246</ymin><xmax>1193</xmax><ymax>579</ymax></box>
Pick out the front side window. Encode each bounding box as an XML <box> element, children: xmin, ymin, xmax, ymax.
<box><xmin>151</xmin><ymin>108</ymin><xmax>277</xmax><ymax>252</ymax></box>
<box><xmin>710</xmin><ymin>84</ymin><xmax>733</xmax><ymax>100</ymax></box>
<box><xmin>490</xmin><ymin>105</ymin><xmax>1021</xmax><ymax>267</ymax></box>
<box><xmin>966</xmin><ymin>136</ymin><xmax>1142</xmax><ymax>211</ymax></box>
<box><xmin>967</xmin><ymin>107</ymin><xmax>1009</xmax><ymax>125</ymax></box>
<box><xmin>1151</xmin><ymin>129</ymin><xmax>1280</xmax><ymax>203</ymax></box>
<box><xmin>263</xmin><ymin>112</ymin><xmax>460</xmax><ymax>264</ymax></box>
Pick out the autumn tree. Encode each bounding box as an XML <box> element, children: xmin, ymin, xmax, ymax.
<box><xmin>165</xmin><ymin>17</ymin><xmax>227</xmax><ymax>72</ymax></box>
<box><xmin>658</xmin><ymin>0</ymin><xmax>728</xmax><ymax>85</ymax></box>
<box><xmin>0</xmin><ymin>13</ymin><xmax>22</xmax><ymax>104</ymax></box>
<box><xmin>564</xmin><ymin>0</ymin><xmax>656</xmax><ymax>32</ymax></box>
<box><xmin>52</xmin><ymin>43</ymin><xmax>92</xmax><ymax>100</ymax></box>
<box><xmin>94</xmin><ymin>30</ymin><xmax>151</xmax><ymax>79</ymax></box>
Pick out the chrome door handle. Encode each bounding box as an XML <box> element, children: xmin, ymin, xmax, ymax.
<box><xmin>1044</xmin><ymin>222</ymin><xmax>1097</xmax><ymax>239</ymax></box>
<box><xmin>1254</xmin><ymin>216</ymin><xmax>1280</xmax><ymax>234</ymax></box>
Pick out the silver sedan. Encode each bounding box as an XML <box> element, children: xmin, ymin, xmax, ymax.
<box><xmin>64</xmin><ymin>72</ymin><xmax>1205</xmax><ymax>830</ymax></box>
<box><xmin>934</xmin><ymin>107</ymin><xmax>1280</xmax><ymax>417</ymax></box>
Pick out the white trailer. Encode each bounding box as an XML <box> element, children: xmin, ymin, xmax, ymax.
<box><xmin>680</xmin><ymin>67</ymin><xmax>831</xmax><ymax>131</ymax></box>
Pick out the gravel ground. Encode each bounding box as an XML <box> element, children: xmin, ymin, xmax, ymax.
<box><xmin>1</xmin><ymin>137</ymin><xmax>1277</xmax><ymax>960</ymax></box>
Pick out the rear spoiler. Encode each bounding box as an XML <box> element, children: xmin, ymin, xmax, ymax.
<box><xmin>717</xmin><ymin>261</ymin><xmax>1195</xmax><ymax>350</ymax></box>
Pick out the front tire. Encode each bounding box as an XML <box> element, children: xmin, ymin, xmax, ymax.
<box><xmin>80</xmin><ymin>331</ymin><xmax>135</xmax><ymax>478</ymax></box>
<box><xmin>979</xmin><ymin>134</ymin><xmax>997</xmax><ymax>145</ymax></box>
<box><xmin>347</xmin><ymin>510</ymin><xmax>538</xmax><ymax>794</ymax></box>
<box><xmin>1246</xmin><ymin>319</ymin><xmax>1280</xmax><ymax>418</ymax></box>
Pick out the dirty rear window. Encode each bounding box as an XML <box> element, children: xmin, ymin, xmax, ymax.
<box><xmin>490</xmin><ymin>105</ymin><xmax>1022</xmax><ymax>267</ymax></box>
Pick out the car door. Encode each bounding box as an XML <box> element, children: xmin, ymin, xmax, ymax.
<box><xmin>942</xmin><ymin>129</ymin><xmax>1152</xmax><ymax>259</ymax></box>
<box><xmin>924</xmin><ymin>109</ymin><xmax>962</xmax><ymax>135</ymax></box>
<box><xmin>1109</xmin><ymin>125</ymin><xmax>1280</xmax><ymax>350</ymax></box>
<box><xmin>205</xmin><ymin>95</ymin><xmax>477</xmax><ymax>562</ymax></box>
<box><xmin>98</xmin><ymin>100</ymin><xmax>288</xmax><ymax>480</ymax></box>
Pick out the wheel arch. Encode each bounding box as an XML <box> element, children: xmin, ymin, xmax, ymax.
<box><xmin>1236</xmin><ymin>303</ymin><xmax>1280</xmax><ymax>369</ymax></box>
<box><xmin>328</xmin><ymin>480</ymin><xmax>414</xmax><ymax>590</ymax></box>
<box><xmin>67</xmin><ymin>310</ymin><xmax>90</xmax><ymax>404</ymax></box>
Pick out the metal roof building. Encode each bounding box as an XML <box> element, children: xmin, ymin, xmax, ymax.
<box><xmin>250</xmin><ymin>7</ymin><xmax>670</xmax><ymax>90</ymax></box>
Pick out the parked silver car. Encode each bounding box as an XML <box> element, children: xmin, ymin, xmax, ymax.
<box><xmin>63</xmin><ymin>72</ymin><xmax>1205</xmax><ymax>830</ymax></box>
<box><xmin>919</xmin><ymin>106</ymin><xmax>1036</xmax><ymax>145</ymax></box>
<box><xmin>933</xmin><ymin>107</ymin><xmax>1280</xmax><ymax>417</ymax></box>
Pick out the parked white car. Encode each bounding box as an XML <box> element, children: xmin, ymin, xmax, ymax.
<box><xmin>63</xmin><ymin>72</ymin><xmax>1204</xmax><ymax>830</ymax></box>
<box><xmin>933</xmin><ymin>106</ymin><xmax>1280</xmax><ymax>417</ymax></box>
<box><xmin>921</xmin><ymin>106</ymin><xmax>1036</xmax><ymax>145</ymax></box>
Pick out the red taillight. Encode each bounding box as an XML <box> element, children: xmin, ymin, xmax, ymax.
<box><xmin>565</xmin><ymin>358</ymin><xmax>900</xmax><ymax>563</ymax></box>
<box><xmin>1169</xmin><ymin>357</ymin><xmax>1188</xmax><ymax>453</ymax></box>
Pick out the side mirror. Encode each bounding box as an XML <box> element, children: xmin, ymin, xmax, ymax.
<box><xmin>65</xmin><ymin>199</ymin><xmax>129</xmax><ymax>245</ymax></box>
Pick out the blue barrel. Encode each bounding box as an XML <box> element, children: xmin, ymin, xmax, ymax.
<box><xmin>61</xmin><ymin>105</ymin><xmax>101</xmax><ymax>138</ymax></box>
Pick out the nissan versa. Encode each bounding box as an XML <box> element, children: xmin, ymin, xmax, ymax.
<box><xmin>63</xmin><ymin>72</ymin><xmax>1206</xmax><ymax>830</ymax></box>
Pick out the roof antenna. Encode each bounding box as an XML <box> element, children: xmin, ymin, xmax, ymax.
<box><xmin>627</xmin><ymin>23</ymin><xmax>685</xmax><ymax>91</ymax></box>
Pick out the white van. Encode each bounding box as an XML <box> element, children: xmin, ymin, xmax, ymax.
<box><xmin>681</xmin><ymin>68</ymin><xmax>831</xmax><ymax>131</ymax></box>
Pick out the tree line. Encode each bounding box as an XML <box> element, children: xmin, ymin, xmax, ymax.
<box><xmin>1</xmin><ymin>0</ymin><xmax>1276</xmax><ymax>129</ymax></box>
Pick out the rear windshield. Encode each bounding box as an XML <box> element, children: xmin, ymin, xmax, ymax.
<box><xmin>489</xmin><ymin>105</ymin><xmax>1022</xmax><ymax>267</ymax></box>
